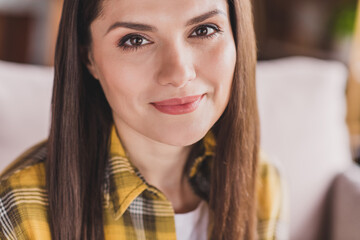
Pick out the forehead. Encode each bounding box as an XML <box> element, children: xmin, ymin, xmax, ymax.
<box><xmin>97</xmin><ymin>0</ymin><xmax>229</xmax><ymax>25</ymax></box>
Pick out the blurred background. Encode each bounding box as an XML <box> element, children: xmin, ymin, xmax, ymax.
<box><xmin>0</xmin><ymin>0</ymin><xmax>61</xmax><ymax>65</ymax></box>
<box><xmin>254</xmin><ymin>0</ymin><xmax>357</xmax><ymax>62</ymax></box>
<box><xmin>0</xmin><ymin>0</ymin><xmax>359</xmax><ymax>240</ymax></box>
<box><xmin>252</xmin><ymin>0</ymin><xmax>360</xmax><ymax>162</ymax></box>
<box><xmin>0</xmin><ymin>0</ymin><xmax>357</xmax><ymax>64</ymax></box>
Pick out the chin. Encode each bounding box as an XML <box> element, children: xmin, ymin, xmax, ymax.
<box><xmin>151</xmin><ymin>123</ymin><xmax>211</xmax><ymax>147</ymax></box>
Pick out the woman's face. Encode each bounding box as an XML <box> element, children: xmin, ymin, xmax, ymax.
<box><xmin>87</xmin><ymin>0</ymin><xmax>236</xmax><ymax>146</ymax></box>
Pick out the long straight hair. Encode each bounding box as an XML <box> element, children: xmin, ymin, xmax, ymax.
<box><xmin>46</xmin><ymin>0</ymin><xmax>258</xmax><ymax>239</ymax></box>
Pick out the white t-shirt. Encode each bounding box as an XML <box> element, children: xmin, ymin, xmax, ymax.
<box><xmin>174</xmin><ymin>200</ymin><xmax>209</xmax><ymax>240</ymax></box>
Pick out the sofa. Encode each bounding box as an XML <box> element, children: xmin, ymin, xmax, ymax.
<box><xmin>0</xmin><ymin>57</ymin><xmax>359</xmax><ymax>240</ymax></box>
<box><xmin>256</xmin><ymin>57</ymin><xmax>356</xmax><ymax>240</ymax></box>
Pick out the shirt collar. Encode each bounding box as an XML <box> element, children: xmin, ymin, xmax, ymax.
<box><xmin>105</xmin><ymin>125</ymin><xmax>215</xmax><ymax>219</ymax></box>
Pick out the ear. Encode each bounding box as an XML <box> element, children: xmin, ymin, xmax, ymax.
<box><xmin>81</xmin><ymin>46</ymin><xmax>100</xmax><ymax>80</ymax></box>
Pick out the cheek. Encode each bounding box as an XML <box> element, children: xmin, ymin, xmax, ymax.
<box><xmin>90</xmin><ymin>40</ymin><xmax>156</xmax><ymax>105</ymax></box>
<box><xmin>96</xmin><ymin>58</ymin><xmax>152</xmax><ymax>106</ymax></box>
<box><xmin>200</xmin><ymin>38</ymin><xmax>236</xmax><ymax>102</ymax></box>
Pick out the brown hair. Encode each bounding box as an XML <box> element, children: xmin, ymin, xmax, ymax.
<box><xmin>47</xmin><ymin>0</ymin><xmax>258</xmax><ymax>239</ymax></box>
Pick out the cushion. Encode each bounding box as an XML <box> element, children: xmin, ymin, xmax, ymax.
<box><xmin>256</xmin><ymin>57</ymin><xmax>353</xmax><ymax>240</ymax></box>
<box><xmin>0</xmin><ymin>60</ymin><xmax>53</xmax><ymax>171</ymax></box>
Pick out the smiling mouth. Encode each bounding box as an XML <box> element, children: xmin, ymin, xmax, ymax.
<box><xmin>150</xmin><ymin>94</ymin><xmax>205</xmax><ymax>115</ymax></box>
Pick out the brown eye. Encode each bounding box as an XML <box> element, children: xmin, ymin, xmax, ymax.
<box><xmin>190</xmin><ymin>24</ymin><xmax>220</xmax><ymax>38</ymax></box>
<box><xmin>129</xmin><ymin>36</ymin><xmax>143</xmax><ymax>46</ymax></box>
<box><xmin>118</xmin><ymin>34</ymin><xmax>152</xmax><ymax>51</ymax></box>
<box><xmin>196</xmin><ymin>27</ymin><xmax>208</xmax><ymax>36</ymax></box>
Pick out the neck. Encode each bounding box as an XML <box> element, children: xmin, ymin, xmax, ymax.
<box><xmin>115</xmin><ymin>120</ymin><xmax>201</xmax><ymax>213</ymax></box>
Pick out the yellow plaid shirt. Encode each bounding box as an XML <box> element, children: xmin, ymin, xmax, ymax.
<box><xmin>0</xmin><ymin>128</ymin><xmax>286</xmax><ymax>240</ymax></box>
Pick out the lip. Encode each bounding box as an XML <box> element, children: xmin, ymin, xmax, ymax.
<box><xmin>151</xmin><ymin>94</ymin><xmax>205</xmax><ymax>115</ymax></box>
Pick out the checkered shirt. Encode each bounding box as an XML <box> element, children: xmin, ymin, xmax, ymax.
<box><xmin>0</xmin><ymin>127</ymin><xmax>287</xmax><ymax>239</ymax></box>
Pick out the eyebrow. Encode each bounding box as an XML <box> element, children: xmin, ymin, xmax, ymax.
<box><xmin>105</xmin><ymin>8</ymin><xmax>227</xmax><ymax>36</ymax></box>
<box><xmin>186</xmin><ymin>9</ymin><xmax>226</xmax><ymax>26</ymax></box>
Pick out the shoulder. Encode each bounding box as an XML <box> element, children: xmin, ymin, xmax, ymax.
<box><xmin>256</xmin><ymin>154</ymin><xmax>282</xmax><ymax>216</ymax></box>
<box><xmin>0</xmin><ymin>141</ymin><xmax>50</xmax><ymax>239</ymax></box>
<box><xmin>0</xmin><ymin>141</ymin><xmax>47</xmax><ymax>195</ymax></box>
<box><xmin>256</xmin><ymin>151</ymin><xmax>288</xmax><ymax>239</ymax></box>
<box><xmin>257</xmin><ymin>152</ymin><xmax>282</xmax><ymax>196</ymax></box>
<box><xmin>0</xmin><ymin>140</ymin><xmax>47</xmax><ymax>179</ymax></box>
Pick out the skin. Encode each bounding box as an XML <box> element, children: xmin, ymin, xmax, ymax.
<box><xmin>87</xmin><ymin>0</ymin><xmax>236</xmax><ymax>213</ymax></box>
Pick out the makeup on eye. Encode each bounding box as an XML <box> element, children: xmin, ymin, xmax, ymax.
<box><xmin>189</xmin><ymin>24</ymin><xmax>222</xmax><ymax>38</ymax></box>
<box><xmin>116</xmin><ymin>23</ymin><xmax>223</xmax><ymax>51</ymax></box>
<box><xmin>118</xmin><ymin>33</ymin><xmax>153</xmax><ymax>51</ymax></box>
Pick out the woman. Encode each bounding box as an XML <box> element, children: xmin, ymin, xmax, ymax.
<box><xmin>0</xmin><ymin>0</ymin><xmax>285</xmax><ymax>239</ymax></box>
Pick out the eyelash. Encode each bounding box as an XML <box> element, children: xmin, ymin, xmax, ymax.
<box><xmin>117</xmin><ymin>24</ymin><xmax>223</xmax><ymax>52</ymax></box>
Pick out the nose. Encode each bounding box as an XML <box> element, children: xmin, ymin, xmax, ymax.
<box><xmin>156</xmin><ymin>42</ymin><xmax>196</xmax><ymax>88</ymax></box>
